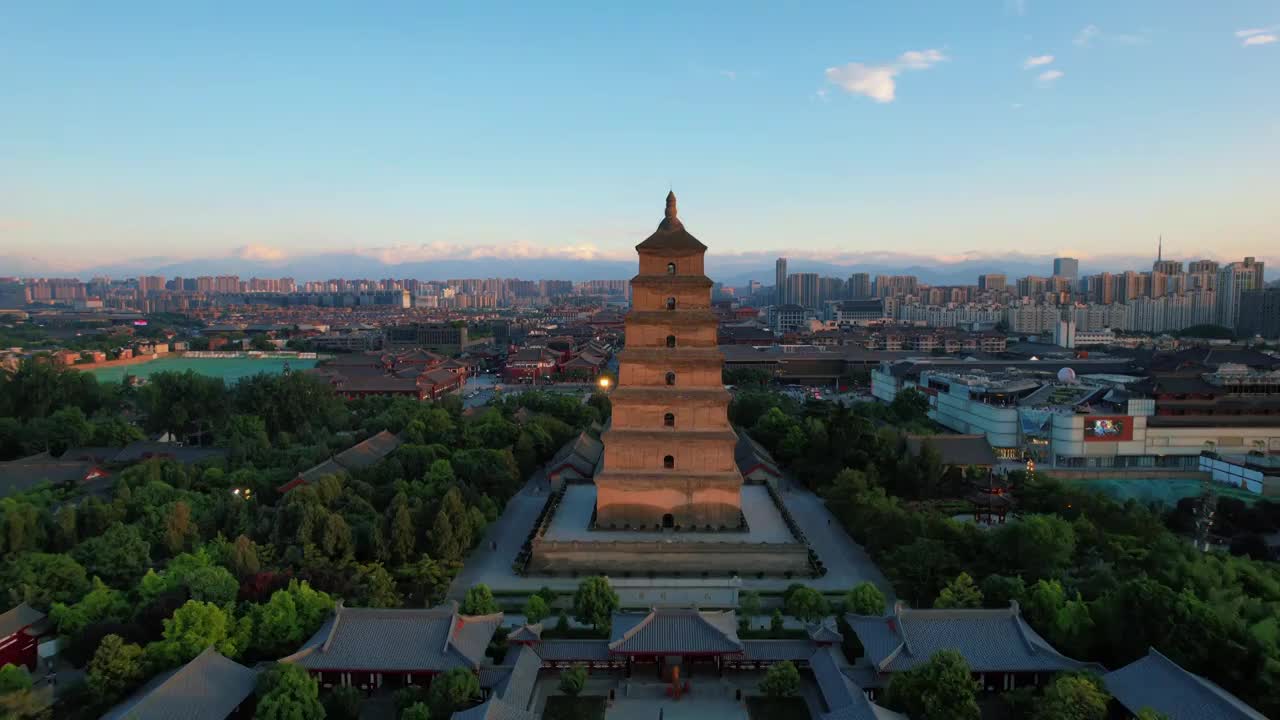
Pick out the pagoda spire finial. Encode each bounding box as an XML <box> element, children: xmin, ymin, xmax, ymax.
<box><xmin>665</xmin><ymin>190</ymin><xmax>677</xmax><ymax>220</ymax></box>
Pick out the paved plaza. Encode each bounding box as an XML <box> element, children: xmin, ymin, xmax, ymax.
<box><xmin>449</xmin><ymin>471</ymin><xmax>895</xmax><ymax>599</ymax></box>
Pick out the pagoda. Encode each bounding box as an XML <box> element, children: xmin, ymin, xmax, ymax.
<box><xmin>593</xmin><ymin>192</ymin><xmax>744</xmax><ymax>529</ymax></box>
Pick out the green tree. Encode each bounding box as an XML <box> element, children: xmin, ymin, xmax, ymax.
<box><xmin>353</xmin><ymin>563</ymin><xmax>401</xmax><ymax>608</ymax></box>
<box><xmin>739</xmin><ymin>591</ymin><xmax>762</xmax><ymax>620</ymax></box>
<box><xmin>72</xmin><ymin>523</ymin><xmax>151</xmax><ymax>587</ymax></box>
<box><xmin>229</xmin><ymin>534</ymin><xmax>261</xmax><ymax>577</ymax></box>
<box><xmin>397</xmin><ymin>555</ymin><xmax>449</xmax><ymax>607</ymax></box>
<box><xmin>884</xmin><ymin>649</ymin><xmax>980</xmax><ymax>720</ymax></box>
<box><xmin>935</xmin><ymin>572</ymin><xmax>983</xmax><ymax>609</ymax></box>
<box><xmin>980</xmin><ymin>574</ymin><xmax>1025</xmax><ymax>608</ymax></box>
<box><xmin>572</xmin><ymin>576</ymin><xmax>619</xmax><ymax>633</ymax></box>
<box><xmin>462</xmin><ymin>584</ymin><xmax>499</xmax><ymax>615</ymax></box>
<box><xmin>1135</xmin><ymin>710</ymin><xmax>1170</xmax><ymax>720</ymax></box>
<box><xmin>86</xmin><ymin>634</ymin><xmax>146</xmax><ymax>703</ymax></box>
<box><xmin>1</xmin><ymin>552</ymin><xmax>90</xmax><ymax>608</ymax></box>
<box><xmin>0</xmin><ymin>664</ymin><xmax>32</xmax><ymax>694</ymax></box>
<box><xmin>770</xmin><ymin>610</ymin><xmax>785</xmax><ymax>634</ymax></box>
<box><xmin>785</xmin><ymin>586</ymin><xmax>829</xmax><ymax>623</ymax></box>
<box><xmin>256</xmin><ymin>663</ymin><xmax>326</xmax><ymax>720</ymax></box>
<box><xmin>1023</xmin><ymin>579</ymin><xmax>1066</xmax><ymax>631</ymax></box>
<box><xmin>845</xmin><ymin>583</ymin><xmax>886</xmax><ymax>616</ymax></box>
<box><xmin>558</xmin><ymin>665</ymin><xmax>588</xmax><ymax>696</ymax></box>
<box><xmin>323</xmin><ymin>685</ymin><xmax>363</xmax><ymax>720</ymax></box>
<box><xmin>523</xmin><ymin>595</ymin><xmax>550</xmax><ymax>624</ymax></box>
<box><xmin>760</xmin><ymin>660</ymin><xmax>801</xmax><ymax>697</ymax></box>
<box><xmin>995</xmin><ymin>515</ymin><xmax>1076</xmax><ymax>578</ymax></box>
<box><xmin>49</xmin><ymin>576</ymin><xmax>129</xmax><ymax>636</ymax></box>
<box><xmin>401</xmin><ymin>702</ymin><xmax>431</xmax><ymax>720</ymax></box>
<box><xmin>148</xmin><ymin>600</ymin><xmax>248</xmax><ymax>667</ymax></box>
<box><xmin>428</xmin><ymin>667</ymin><xmax>480</xmax><ymax>716</ymax></box>
<box><xmin>387</xmin><ymin>493</ymin><xmax>416</xmax><ymax>562</ymax></box>
<box><xmin>252</xmin><ymin>581</ymin><xmax>335</xmax><ymax>657</ymax></box>
<box><xmin>187</xmin><ymin>565</ymin><xmax>241</xmax><ymax>605</ymax></box>
<box><xmin>221</xmin><ymin>414</ymin><xmax>271</xmax><ymax>464</ymax></box>
<box><xmin>881</xmin><ymin>537</ymin><xmax>960</xmax><ymax>608</ymax></box>
<box><xmin>1033</xmin><ymin>673</ymin><xmax>1109</xmax><ymax>720</ymax></box>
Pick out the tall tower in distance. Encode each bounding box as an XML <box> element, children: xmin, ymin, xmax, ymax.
<box><xmin>594</xmin><ymin>192</ymin><xmax>743</xmax><ymax>529</ymax></box>
<box><xmin>1052</xmin><ymin>257</ymin><xmax>1079</xmax><ymax>281</ymax></box>
<box><xmin>775</xmin><ymin>257</ymin><xmax>788</xmax><ymax>305</ymax></box>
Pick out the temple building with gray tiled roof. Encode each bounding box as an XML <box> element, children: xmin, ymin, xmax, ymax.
<box><xmin>280</xmin><ymin>601</ymin><xmax>502</xmax><ymax>691</ymax></box>
<box><xmin>809</xmin><ymin>646</ymin><xmax>906</xmax><ymax>720</ymax></box>
<box><xmin>101</xmin><ymin>647</ymin><xmax>258</xmax><ymax>720</ymax></box>
<box><xmin>453</xmin><ymin>644</ymin><xmax>542</xmax><ymax>720</ymax></box>
<box><xmin>1103</xmin><ymin>647</ymin><xmax>1268</xmax><ymax>720</ymax></box>
<box><xmin>846</xmin><ymin>601</ymin><xmax>1100</xmax><ymax>693</ymax></box>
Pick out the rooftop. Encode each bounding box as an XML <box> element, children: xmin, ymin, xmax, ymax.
<box><xmin>1103</xmin><ymin>647</ymin><xmax>1267</xmax><ymax>720</ymax></box>
<box><xmin>101</xmin><ymin>647</ymin><xmax>259</xmax><ymax>720</ymax></box>
<box><xmin>282</xmin><ymin>601</ymin><xmax>502</xmax><ymax>673</ymax></box>
<box><xmin>609</xmin><ymin>607</ymin><xmax>741</xmax><ymax>655</ymax></box>
<box><xmin>846</xmin><ymin>602</ymin><xmax>1099</xmax><ymax>680</ymax></box>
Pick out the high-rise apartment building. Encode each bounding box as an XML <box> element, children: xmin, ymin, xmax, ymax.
<box><xmin>978</xmin><ymin>274</ymin><xmax>1006</xmax><ymax>292</ymax></box>
<box><xmin>1052</xmin><ymin>258</ymin><xmax>1079</xmax><ymax>280</ymax></box>
<box><xmin>1218</xmin><ymin>257</ymin><xmax>1267</xmax><ymax>329</ymax></box>
<box><xmin>786</xmin><ymin>272</ymin><xmax>820</xmax><ymax>309</ymax></box>
<box><xmin>1239</xmin><ymin>289</ymin><xmax>1280</xmax><ymax>339</ymax></box>
<box><xmin>847</xmin><ymin>273</ymin><xmax>871</xmax><ymax>299</ymax></box>
<box><xmin>775</xmin><ymin>258</ymin><xmax>787</xmax><ymax>305</ymax></box>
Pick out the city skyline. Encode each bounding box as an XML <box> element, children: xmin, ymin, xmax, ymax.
<box><xmin>3</xmin><ymin>2</ymin><xmax>1278</xmax><ymax>272</ymax></box>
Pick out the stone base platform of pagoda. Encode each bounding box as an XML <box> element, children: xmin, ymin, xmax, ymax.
<box><xmin>527</xmin><ymin>484</ymin><xmax>811</xmax><ymax>576</ymax></box>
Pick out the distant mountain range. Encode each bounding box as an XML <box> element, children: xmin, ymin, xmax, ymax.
<box><xmin>4</xmin><ymin>251</ymin><xmax>1274</xmax><ymax>288</ymax></box>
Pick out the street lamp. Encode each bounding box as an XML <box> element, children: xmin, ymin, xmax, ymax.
<box><xmin>598</xmin><ymin>376</ymin><xmax>612</xmax><ymax>391</ymax></box>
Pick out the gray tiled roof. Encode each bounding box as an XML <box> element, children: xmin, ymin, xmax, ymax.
<box><xmin>101</xmin><ymin>647</ymin><xmax>258</xmax><ymax>720</ymax></box>
<box><xmin>112</xmin><ymin>442</ymin><xmax>226</xmax><ymax>465</ymax></box>
<box><xmin>507</xmin><ymin>624</ymin><xmax>542</xmax><ymax>643</ymax></box>
<box><xmin>535</xmin><ymin>640</ymin><xmax>611</xmax><ymax>662</ymax></box>
<box><xmin>332</xmin><ymin>430</ymin><xmax>402</xmax><ymax>469</ymax></box>
<box><xmin>810</xmin><ymin>646</ymin><xmax>905</xmax><ymax>720</ymax></box>
<box><xmin>282</xmin><ymin>602</ymin><xmax>501</xmax><ymax>673</ymax></box>
<box><xmin>1103</xmin><ymin>647</ymin><xmax>1268</xmax><ymax>720</ymax></box>
<box><xmin>846</xmin><ymin>602</ymin><xmax>1098</xmax><ymax>674</ymax></box>
<box><xmin>609</xmin><ymin>608</ymin><xmax>741</xmax><ymax>654</ymax></box>
<box><xmin>0</xmin><ymin>454</ymin><xmax>108</xmax><ymax>498</ymax></box>
<box><xmin>491</xmin><ymin>645</ymin><xmax>540</xmax><ymax>709</ymax></box>
<box><xmin>905</xmin><ymin>434</ymin><xmax>998</xmax><ymax>467</ymax></box>
<box><xmin>0</xmin><ymin>603</ymin><xmax>45</xmax><ymax>638</ymax></box>
<box><xmin>808</xmin><ymin>620</ymin><xmax>844</xmax><ymax>644</ymax></box>
<box><xmin>741</xmin><ymin>640</ymin><xmax>817</xmax><ymax>662</ymax></box>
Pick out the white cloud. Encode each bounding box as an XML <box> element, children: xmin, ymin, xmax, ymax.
<box><xmin>1037</xmin><ymin>69</ymin><xmax>1064</xmax><ymax>85</ymax></box>
<box><xmin>1075</xmin><ymin>24</ymin><xmax>1101</xmax><ymax>46</ymax></box>
<box><xmin>1243</xmin><ymin>33</ymin><xmax>1277</xmax><ymax>47</ymax></box>
<box><xmin>234</xmin><ymin>244</ymin><xmax>287</xmax><ymax>262</ymax></box>
<box><xmin>1236</xmin><ymin>26</ymin><xmax>1278</xmax><ymax>37</ymax></box>
<box><xmin>720</xmin><ymin>70</ymin><xmax>737</xmax><ymax>80</ymax></box>
<box><xmin>824</xmin><ymin>49</ymin><xmax>948</xmax><ymax>103</ymax></box>
<box><xmin>1076</xmin><ymin>24</ymin><xmax>1150</xmax><ymax>47</ymax></box>
<box><xmin>896</xmin><ymin>49</ymin><xmax>947</xmax><ymax>70</ymax></box>
<box><xmin>1023</xmin><ymin>54</ymin><xmax>1054</xmax><ymax>68</ymax></box>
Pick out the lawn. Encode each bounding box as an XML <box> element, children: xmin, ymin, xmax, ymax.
<box><xmin>544</xmin><ymin>695</ymin><xmax>608</xmax><ymax>720</ymax></box>
<box><xmin>746</xmin><ymin>696</ymin><xmax>812</xmax><ymax>720</ymax></box>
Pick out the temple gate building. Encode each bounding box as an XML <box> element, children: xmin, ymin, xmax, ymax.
<box><xmin>594</xmin><ymin>192</ymin><xmax>744</xmax><ymax>529</ymax></box>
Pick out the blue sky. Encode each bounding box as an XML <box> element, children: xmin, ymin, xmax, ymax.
<box><xmin>2</xmin><ymin>1</ymin><xmax>1278</xmax><ymax>275</ymax></box>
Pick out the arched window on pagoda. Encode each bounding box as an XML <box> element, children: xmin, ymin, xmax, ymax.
<box><xmin>666</xmin><ymin>335</ymin><xmax>676</xmax><ymax>348</ymax></box>
<box><xmin>663</xmin><ymin>455</ymin><xmax>675</xmax><ymax>469</ymax></box>
<box><xmin>666</xmin><ymin>297</ymin><xmax>676</xmax><ymax>310</ymax></box>
<box><xmin>663</xmin><ymin>412</ymin><xmax>675</xmax><ymax>427</ymax></box>
<box><xmin>665</xmin><ymin>372</ymin><xmax>676</xmax><ymax>386</ymax></box>
<box><xmin>667</xmin><ymin>262</ymin><xmax>676</xmax><ymax>275</ymax></box>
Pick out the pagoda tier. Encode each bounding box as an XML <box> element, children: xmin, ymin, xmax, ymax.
<box><xmin>595</xmin><ymin>192</ymin><xmax>743</xmax><ymax>529</ymax></box>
